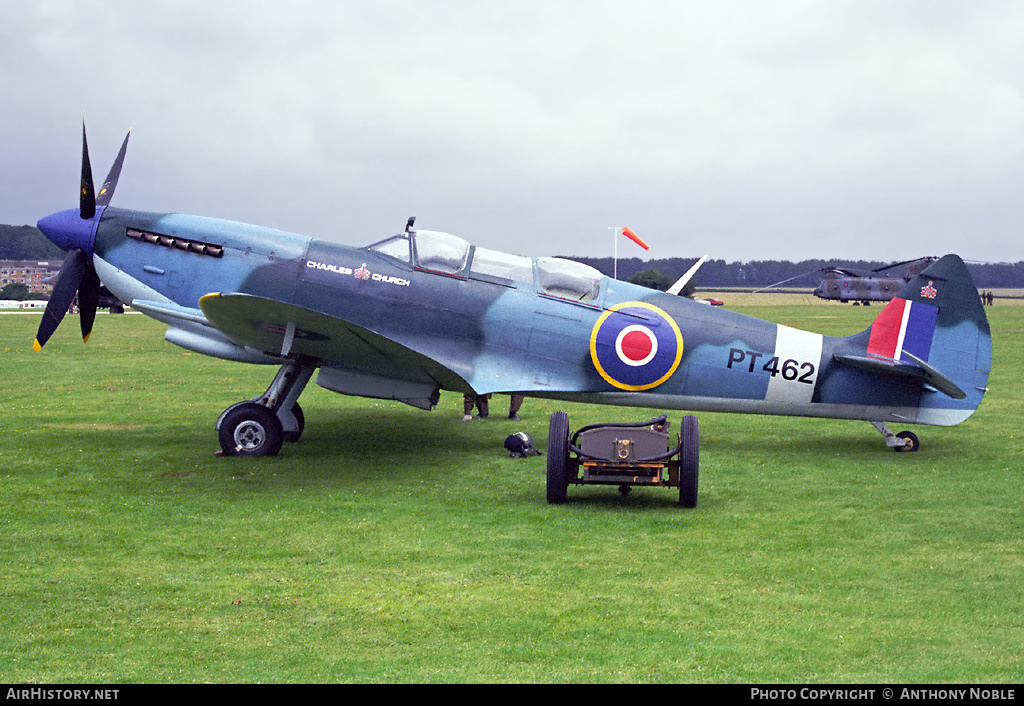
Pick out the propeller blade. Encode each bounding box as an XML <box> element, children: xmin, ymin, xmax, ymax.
<box><xmin>78</xmin><ymin>265</ymin><xmax>101</xmax><ymax>343</ymax></box>
<box><xmin>96</xmin><ymin>130</ymin><xmax>130</xmax><ymax>207</ymax></box>
<box><xmin>80</xmin><ymin>121</ymin><xmax>96</xmax><ymax>219</ymax></box>
<box><xmin>34</xmin><ymin>248</ymin><xmax>86</xmax><ymax>351</ymax></box>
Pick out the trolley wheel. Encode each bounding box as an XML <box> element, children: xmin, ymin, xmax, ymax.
<box><xmin>678</xmin><ymin>415</ymin><xmax>699</xmax><ymax>508</ymax></box>
<box><xmin>546</xmin><ymin>411</ymin><xmax>570</xmax><ymax>504</ymax></box>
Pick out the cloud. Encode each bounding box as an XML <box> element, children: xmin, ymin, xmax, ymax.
<box><xmin>5</xmin><ymin>0</ymin><xmax>1024</xmax><ymax>262</ymax></box>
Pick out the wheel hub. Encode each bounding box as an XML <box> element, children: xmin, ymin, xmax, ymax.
<box><xmin>234</xmin><ymin>420</ymin><xmax>267</xmax><ymax>451</ymax></box>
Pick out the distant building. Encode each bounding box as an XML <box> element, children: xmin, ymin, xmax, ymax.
<box><xmin>0</xmin><ymin>260</ymin><xmax>62</xmax><ymax>295</ymax></box>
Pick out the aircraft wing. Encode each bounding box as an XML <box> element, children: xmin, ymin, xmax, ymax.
<box><xmin>196</xmin><ymin>293</ymin><xmax>471</xmax><ymax>395</ymax></box>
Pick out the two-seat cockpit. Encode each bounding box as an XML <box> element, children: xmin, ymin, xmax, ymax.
<box><xmin>366</xmin><ymin>229</ymin><xmax>604</xmax><ymax>303</ymax></box>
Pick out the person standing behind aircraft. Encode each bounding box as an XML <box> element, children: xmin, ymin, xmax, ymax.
<box><xmin>462</xmin><ymin>393</ymin><xmax>489</xmax><ymax>421</ymax></box>
<box><xmin>508</xmin><ymin>394</ymin><xmax>524</xmax><ymax>421</ymax></box>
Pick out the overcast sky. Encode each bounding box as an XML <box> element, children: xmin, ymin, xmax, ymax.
<box><xmin>4</xmin><ymin>0</ymin><xmax>1023</xmax><ymax>263</ymax></box>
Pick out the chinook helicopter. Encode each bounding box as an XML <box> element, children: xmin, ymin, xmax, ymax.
<box><xmin>813</xmin><ymin>258</ymin><xmax>938</xmax><ymax>304</ymax></box>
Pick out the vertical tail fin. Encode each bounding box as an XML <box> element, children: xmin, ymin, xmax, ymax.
<box><xmin>862</xmin><ymin>255</ymin><xmax>991</xmax><ymax>424</ymax></box>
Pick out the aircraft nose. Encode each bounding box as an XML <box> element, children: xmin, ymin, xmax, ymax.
<box><xmin>37</xmin><ymin>208</ymin><xmax>97</xmax><ymax>257</ymax></box>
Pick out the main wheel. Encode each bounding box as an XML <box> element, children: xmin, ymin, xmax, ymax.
<box><xmin>218</xmin><ymin>403</ymin><xmax>284</xmax><ymax>457</ymax></box>
<box><xmin>546</xmin><ymin>411</ymin><xmax>571</xmax><ymax>504</ymax></box>
<box><xmin>894</xmin><ymin>430</ymin><xmax>919</xmax><ymax>453</ymax></box>
<box><xmin>678</xmin><ymin>415</ymin><xmax>699</xmax><ymax>508</ymax></box>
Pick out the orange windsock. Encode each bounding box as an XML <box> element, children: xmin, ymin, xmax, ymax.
<box><xmin>621</xmin><ymin>226</ymin><xmax>649</xmax><ymax>250</ymax></box>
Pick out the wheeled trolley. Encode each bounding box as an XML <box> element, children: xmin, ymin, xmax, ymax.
<box><xmin>545</xmin><ymin>411</ymin><xmax>699</xmax><ymax>508</ymax></box>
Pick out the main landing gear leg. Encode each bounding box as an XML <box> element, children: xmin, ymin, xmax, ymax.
<box><xmin>871</xmin><ymin>421</ymin><xmax>920</xmax><ymax>453</ymax></box>
<box><xmin>216</xmin><ymin>360</ymin><xmax>316</xmax><ymax>457</ymax></box>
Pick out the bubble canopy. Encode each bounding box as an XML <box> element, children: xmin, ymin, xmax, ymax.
<box><xmin>367</xmin><ymin>230</ymin><xmax>603</xmax><ymax>301</ymax></box>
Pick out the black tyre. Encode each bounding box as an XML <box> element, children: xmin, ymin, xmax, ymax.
<box><xmin>546</xmin><ymin>411</ymin><xmax>570</xmax><ymax>504</ymax></box>
<box><xmin>678</xmin><ymin>415</ymin><xmax>699</xmax><ymax>508</ymax></box>
<box><xmin>218</xmin><ymin>403</ymin><xmax>284</xmax><ymax>457</ymax></box>
<box><xmin>283</xmin><ymin>403</ymin><xmax>305</xmax><ymax>443</ymax></box>
<box><xmin>894</xmin><ymin>430</ymin><xmax>919</xmax><ymax>453</ymax></box>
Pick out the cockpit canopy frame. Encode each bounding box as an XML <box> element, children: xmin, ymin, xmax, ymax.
<box><xmin>366</xmin><ymin>230</ymin><xmax>603</xmax><ymax>301</ymax></box>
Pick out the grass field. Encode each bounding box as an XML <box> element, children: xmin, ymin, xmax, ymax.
<box><xmin>1</xmin><ymin>301</ymin><xmax>1021</xmax><ymax>684</ymax></box>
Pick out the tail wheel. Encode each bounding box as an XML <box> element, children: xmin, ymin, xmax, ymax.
<box><xmin>218</xmin><ymin>403</ymin><xmax>284</xmax><ymax>457</ymax></box>
<box><xmin>894</xmin><ymin>430</ymin><xmax>919</xmax><ymax>453</ymax></box>
<box><xmin>678</xmin><ymin>415</ymin><xmax>699</xmax><ymax>508</ymax></box>
<box><xmin>546</xmin><ymin>411</ymin><xmax>570</xmax><ymax>504</ymax></box>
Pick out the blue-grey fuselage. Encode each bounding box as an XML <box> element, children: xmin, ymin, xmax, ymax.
<box><xmin>38</xmin><ymin>203</ymin><xmax>991</xmax><ymax>433</ymax></box>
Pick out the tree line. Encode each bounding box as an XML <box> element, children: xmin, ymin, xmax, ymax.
<box><xmin>0</xmin><ymin>225</ymin><xmax>64</xmax><ymax>260</ymax></box>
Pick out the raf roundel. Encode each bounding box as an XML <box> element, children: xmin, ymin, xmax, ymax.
<box><xmin>590</xmin><ymin>302</ymin><xmax>683</xmax><ymax>391</ymax></box>
<box><xmin>616</xmin><ymin>325</ymin><xmax>658</xmax><ymax>367</ymax></box>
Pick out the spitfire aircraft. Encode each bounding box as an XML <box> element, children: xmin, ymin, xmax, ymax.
<box><xmin>34</xmin><ymin>126</ymin><xmax>991</xmax><ymax>458</ymax></box>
